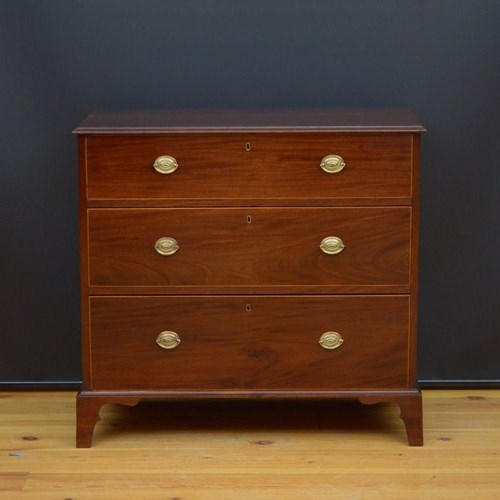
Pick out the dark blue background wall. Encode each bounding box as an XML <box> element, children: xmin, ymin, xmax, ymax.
<box><xmin>1</xmin><ymin>0</ymin><xmax>499</xmax><ymax>386</ymax></box>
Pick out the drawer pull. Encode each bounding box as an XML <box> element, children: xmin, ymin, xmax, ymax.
<box><xmin>320</xmin><ymin>236</ymin><xmax>345</xmax><ymax>255</ymax></box>
<box><xmin>154</xmin><ymin>237</ymin><xmax>179</xmax><ymax>256</ymax></box>
<box><xmin>156</xmin><ymin>331</ymin><xmax>181</xmax><ymax>350</ymax></box>
<box><xmin>319</xmin><ymin>332</ymin><xmax>344</xmax><ymax>350</ymax></box>
<box><xmin>320</xmin><ymin>154</ymin><xmax>345</xmax><ymax>174</ymax></box>
<box><xmin>153</xmin><ymin>155</ymin><xmax>178</xmax><ymax>175</ymax></box>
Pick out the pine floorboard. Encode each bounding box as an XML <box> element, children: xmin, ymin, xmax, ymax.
<box><xmin>0</xmin><ymin>390</ymin><xmax>499</xmax><ymax>498</ymax></box>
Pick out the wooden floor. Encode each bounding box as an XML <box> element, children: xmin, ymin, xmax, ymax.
<box><xmin>0</xmin><ymin>390</ymin><xmax>499</xmax><ymax>499</ymax></box>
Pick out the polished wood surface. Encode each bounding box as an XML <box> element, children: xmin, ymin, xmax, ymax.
<box><xmin>89</xmin><ymin>295</ymin><xmax>409</xmax><ymax>390</ymax></box>
<box><xmin>88</xmin><ymin>207</ymin><xmax>410</xmax><ymax>290</ymax></box>
<box><xmin>74</xmin><ymin>108</ymin><xmax>426</xmax><ymax>133</ymax></box>
<box><xmin>408</xmin><ymin>134</ymin><xmax>421</xmax><ymax>386</ymax></box>
<box><xmin>85</xmin><ymin>133</ymin><xmax>412</xmax><ymax>202</ymax></box>
<box><xmin>76</xmin><ymin>109</ymin><xmax>424</xmax><ymax>446</ymax></box>
<box><xmin>1</xmin><ymin>390</ymin><xmax>498</xmax><ymax>498</ymax></box>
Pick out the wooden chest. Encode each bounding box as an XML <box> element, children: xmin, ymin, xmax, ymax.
<box><xmin>74</xmin><ymin>108</ymin><xmax>425</xmax><ymax>447</ymax></box>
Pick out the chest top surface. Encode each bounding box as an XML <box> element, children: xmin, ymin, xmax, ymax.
<box><xmin>74</xmin><ymin>108</ymin><xmax>425</xmax><ymax>134</ymax></box>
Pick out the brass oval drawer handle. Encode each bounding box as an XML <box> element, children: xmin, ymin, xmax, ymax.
<box><xmin>156</xmin><ymin>331</ymin><xmax>181</xmax><ymax>350</ymax></box>
<box><xmin>154</xmin><ymin>237</ymin><xmax>179</xmax><ymax>256</ymax></box>
<box><xmin>320</xmin><ymin>236</ymin><xmax>345</xmax><ymax>255</ymax></box>
<box><xmin>320</xmin><ymin>154</ymin><xmax>345</xmax><ymax>174</ymax></box>
<box><xmin>153</xmin><ymin>155</ymin><xmax>178</xmax><ymax>175</ymax></box>
<box><xmin>319</xmin><ymin>332</ymin><xmax>344</xmax><ymax>350</ymax></box>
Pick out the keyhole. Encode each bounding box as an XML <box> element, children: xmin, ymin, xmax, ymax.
<box><xmin>247</xmin><ymin>215</ymin><xmax>252</xmax><ymax>224</ymax></box>
<box><xmin>245</xmin><ymin>142</ymin><xmax>251</xmax><ymax>152</ymax></box>
<box><xmin>246</xmin><ymin>304</ymin><xmax>252</xmax><ymax>312</ymax></box>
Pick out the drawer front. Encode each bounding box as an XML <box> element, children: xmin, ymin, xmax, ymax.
<box><xmin>88</xmin><ymin>207</ymin><xmax>410</xmax><ymax>289</ymax></box>
<box><xmin>89</xmin><ymin>296</ymin><xmax>409</xmax><ymax>390</ymax></box>
<box><xmin>85</xmin><ymin>133</ymin><xmax>412</xmax><ymax>202</ymax></box>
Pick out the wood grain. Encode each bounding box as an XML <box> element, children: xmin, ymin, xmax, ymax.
<box><xmin>85</xmin><ymin>133</ymin><xmax>412</xmax><ymax>202</ymax></box>
<box><xmin>0</xmin><ymin>390</ymin><xmax>498</xmax><ymax>498</ymax></box>
<box><xmin>74</xmin><ymin>108</ymin><xmax>426</xmax><ymax>133</ymax></box>
<box><xmin>408</xmin><ymin>133</ymin><xmax>421</xmax><ymax>386</ymax></box>
<box><xmin>78</xmin><ymin>135</ymin><xmax>92</xmax><ymax>386</ymax></box>
<box><xmin>76</xmin><ymin>109</ymin><xmax>424</xmax><ymax>448</ymax></box>
<box><xmin>88</xmin><ymin>295</ymin><xmax>409</xmax><ymax>391</ymax></box>
<box><xmin>87</xmin><ymin>207</ymin><xmax>411</xmax><ymax>290</ymax></box>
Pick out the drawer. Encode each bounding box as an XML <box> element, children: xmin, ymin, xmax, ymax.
<box><xmin>87</xmin><ymin>207</ymin><xmax>411</xmax><ymax>290</ymax></box>
<box><xmin>89</xmin><ymin>296</ymin><xmax>409</xmax><ymax>390</ymax></box>
<box><xmin>85</xmin><ymin>133</ymin><xmax>412</xmax><ymax>203</ymax></box>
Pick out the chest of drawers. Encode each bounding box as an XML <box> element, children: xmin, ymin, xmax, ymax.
<box><xmin>74</xmin><ymin>108</ymin><xmax>425</xmax><ymax>447</ymax></box>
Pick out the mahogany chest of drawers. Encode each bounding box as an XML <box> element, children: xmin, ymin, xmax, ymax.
<box><xmin>74</xmin><ymin>108</ymin><xmax>425</xmax><ymax>447</ymax></box>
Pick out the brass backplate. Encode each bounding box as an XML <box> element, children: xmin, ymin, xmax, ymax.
<box><xmin>156</xmin><ymin>331</ymin><xmax>181</xmax><ymax>350</ymax></box>
<box><xmin>320</xmin><ymin>154</ymin><xmax>345</xmax><ymax>174</ymax></box>
<box><xmin>153</xmin><ymin>155</ymin><xmax>178</xmax><ymax>175</ymax></box>
<box><xmin>319</xmin><ymin>331</ymin><xmax>344</xmax><ymax>350</ymax></box>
